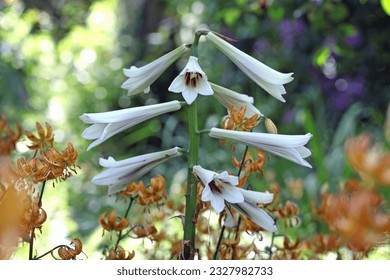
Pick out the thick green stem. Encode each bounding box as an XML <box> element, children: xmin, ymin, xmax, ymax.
<box><xmin>192</xmin><ymin>35</ymin><xmax>200</xmax><ymax>57</ymax></box>
<box><xmin>183</xmin><ymin>100</ymin><xmax>200</xmax><ymax>259</ymax></box>
<box><xmin>182</xmin><ymin>32</ymin><xmax>207</xmax><ymax>259</ymax></box>
<box><xmin>182</xmin><ymin>33</ymin><xmax>202</xmax><ymax>260</ymax></box>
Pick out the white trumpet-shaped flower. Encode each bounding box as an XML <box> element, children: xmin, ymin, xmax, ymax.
<box><xmin>80</xmin><ymin>101</ymin><xmax>181</xmax><ymax>151</ymax></box>
<box><xmin>121</xmin><ymin>44</ymin><xmax>190</xmax><ymax>96</ymax></box>
<box><xmin>206</xmin><ymin>32</ymin><xmax>294</xmax><ymax>102</ymax></box>
<box><xmin>92</xmin><ymin>147</ymin><xmax>182</xmax><ymax>195</ymax></box>
<box><xmin>209</xmin><ymin>128</ymin><xmax>313</xmax><ymax>168</ymax></box>
<box><xmin>193</xmin><ymin>165</ymin><xmax>276</xmax><ymax>231</ymax></box>
<box><xmin>210</xmin><ymin>82</ymin><xmax>263</xmax><ymax>118</ymax></box>
<box><xmin>192</xmin><ymin>165</ymin><xmax>244</xmax><ymax>214</ymax></box>
<box><xmin>168</xmin><ymin>56</ymin><xmax>213</xmax><ymax>104</ymax></box>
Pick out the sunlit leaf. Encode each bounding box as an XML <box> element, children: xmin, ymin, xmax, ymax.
<box><xmin>313</xmin><ymin>47</ymin><xmax>330</xmax><ymax>67</ymax></box>
<box><xmin>381</xmin><ymin>0</ymin><xmax>390</xmax><ymax>16</ymax></box>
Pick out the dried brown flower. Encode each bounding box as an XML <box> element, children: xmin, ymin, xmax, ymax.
<box><xmin>318</xmin><ymin>180</ymin><xmax>390</xmax><ymax>253</ymax></box>
<box><xmin>345</xmin><ymin>133</ymin><xmax>390</xmax><ymax>187</ymax></box>
<box><xmin>219</xmin><ymin>237</ymin><xmax>254</xmax><ymax>260</ymax></box>
<box><xmin>0</xmin><ymin>115</ymin><xmax>21</xmax><ymax>156</ymax></box>
<box><xmin>220</xmin><ymin>105</ymin><xmax>260</xmax><ymax>149</ymax></box>
<box><xmin>17</xmin><ymin>142</ymin><xmax>79</xmax><ymax>185</ymax></box>
<box><xmin>273</xmin><ymin>200</ymin><xmax>300</xmax><ymax>228</ymax></box>
<box><xmin>105</xmin><ymin>246</ymin><xmax>135</xmax><ymax>260</ymax></box>
<box><xmin>232</xmin><ymin>150</ymin><xmax>265</xmax><ymax>176</ymax></box>
<box><xmin>25</xmin><ymin>122</ymin><xmax>54</xmax><ymax>150</ymax></box>
<box><xmin>54</xmin><ymin>238</ymin><xmax>84</xmax><ymax>260</ymax></box>
<box><xmin>138</xmin><ymin>174</ymin><xmax>167</xmax><ymax>206</ymax></box>
<box><xmin>99</xmin><ymin>209</ymin><xmax>130</xmax><ymax>234</ymax></box>
<box><xmin>133</xmin><ymin>223</ymin><xmax>157</xmax><ymax>238</ymax></box>
<box><xmin>303</xmin><ymin>233</ymin><xmax>340</xmax><ymax>254</ymax></box>
<box><xmin>222</xmin><ymin>105</ymin><xmax>260</xmax><ymax>132</ymax></box>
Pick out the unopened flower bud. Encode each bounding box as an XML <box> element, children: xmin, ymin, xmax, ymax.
<box><xmin>265</xmin><ymin>118</ymin><xmax>278</xmax><ymax>134</ymax></box>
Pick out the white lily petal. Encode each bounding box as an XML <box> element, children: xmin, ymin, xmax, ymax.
<box><xmin>180</xmin><ymin>56</ymin><xmax>206</xmax><ymax>75</ymax></box>
<box><xmin>258</xmin><ymin>144</ymin><xmax>312</xmax><ymax>168</ymax></box>
<box><xmin>92</xmin><ymin>164</ymin><xmax>142</xmax><ymax>185</ymax></box>
<box><xmin>168</xmin><ymin>75</ymin><xmax>187</xmax><ymax>93</ymax></box>
<box><xmin>168</xmin><ymin>56</ymin><xmax>214</xmax><ymax>104</ymax></box>
<box><xmin>99</xmin><ymin>147</ymin><xmax>181</xmax><ymax>168</ymax></box>
<box><xmin>217</xmin><ymin>171</ymin><xmax>239</xmax><ymax>186</ymax></box>
<box><xmin>81</xmin><ymin>123</ymin><xmax>107</xmax><ymax>140</ymax></box>
<box><xmin>210</xmin><ymin>193</ymin><xmax>225</xmax><ymax>214</ymax></box>
<box><xmin>209</xmin><ymin>128</ymin><xmax>313</xmax><ymax>168</ymax></box>
<box><xmin>210</xmin><ymin>128</ymin><xmax>312</xmax><ymax>148</ymax></box>
<box><xmin>232</xmin><ymin>202</ymin><xmax>276</xmax><ymax>232</ymax></box>
<box><xmin>181</xmin><ymin>88</ymin><xmax>199</xmax><ymax>105</ymax></box>
<box><xmin>295</xmin><ymin>146</ymin><xmax>312</xmax><ymax>158</ymax></box>
<box><xmin>206</xmin><ymin>32</ymin><xmax>293</xmax><ymax>102</ymax></box>
<box><xmin>239</xmin><ymin>189</ymin><xmax>273</xmax><ymax>204</ymax></box>
<box><xmin>81</xmin><ymin>101</ymin><xmax>178</xmax><ymax>124</ymax></box>
<box><xmin>224</xmin><ymin>209</ymin><xmax>235</xmax><ymax>227</ymax></box>
<box><xmin>92</xmin><ymin>147</ymin><xmax>182</xmax><ymax>194</ymax></box>
<box><xmin>80</xmin><ymin>101</ymin><xmax>181</xmax><ymax>150</ymax></box>
<box><xmin>210</xmin><ymin>83</ymin><xmax>263</xmax><ymax>118</ymax></box>
<box><xmin>106</xmin><ymin>160</ymin><xmax>162</xmax><ymax>195</ymax></box>
<box><xmin>121</xmin><ymin>44</ymin><xmax>190</xmax><ymax>96</ymax></box>
<box><xmin>201</xmin><ymin>185</ymin><xmax>214</xmax><ymax>201</ymax></box>
<box><xmin>86</xmin><ymin>137</ymin><xmax>107</xmax><ymax>151</ymax></box>
<box><xmin>195</xmin><ymin>165</ymin><xmax>276</xmax><ymax>230</ymax></box>
<box><xmin>220</xmin><ymin>184</ymin><xmax>244</xmax><ymax>203</ymax></box>
<box><xmin>193</xmin><ymin>165</ymin><xmax>217</xmax><ymax>186</ymax></box>
<box><xmin>194</xmin><ymin>77</ymin><xmax>214</xmax><ymax>96</ymax></box>
<box><xmin>81</xmin><ymin>101</ymin><xmax>181</xmax><ymax>124</ymax></box>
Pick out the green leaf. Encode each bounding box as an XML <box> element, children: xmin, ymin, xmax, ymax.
<box><xmin>267</xmin><ymin>4</ymin><xmax>285</xmax><ymax>21</ymax></box>
<box><xmin>313</xmin><ymin>47</ymin><xmax>330</xmax><ymax>67</ymax></box>
<box><xmin>223</xmin><ymin>8</ymin><xmax>241</xmax><ymax>26</ymax></box>
<box><xmin>235</xmin><ymin>0</ymin><xmax>247</xmax><ymax>6</ymax></box>
<box><xmin>330</xmin><ymin>3</ymin><xmax>349</xmax><ymax>22</ymax></box>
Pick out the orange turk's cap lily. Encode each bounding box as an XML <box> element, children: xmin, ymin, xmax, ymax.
<box><xmin>25</xmin><ymin>122</ymin><xmax>54</xmax><ymax>150</ymax></box>
<box><xmin>345</xmin><ymin>133</ymin><xmax>390</xmax><ymax>187</ymax></box>
<box><xmin>318</xmin><ymin>181</ymin><xmax>390</xmax><ymax>253</ymax></box>
<box><xmin>98</xmin><ymin>209</ymin><xmax>129</xmax><ymax>233</ymax></box>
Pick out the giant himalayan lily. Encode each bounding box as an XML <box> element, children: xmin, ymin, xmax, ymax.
<box><xmin>206</xmin><ymin>31</ymin><xmax>293</xmax><ymax>102</ymax></box>
<box><xmin>209</xmin><ymin>128</ymin><xmax>312</xmax><ymax>168</ymax></box>
<box><xmin>80</xmin><ymin>100</ymin><xmax>181</xmax><ymax>151</ymax></box>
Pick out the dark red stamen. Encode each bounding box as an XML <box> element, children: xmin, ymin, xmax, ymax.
<box><xmin>184</xmin><ymin>72</ymin><xmax>202</xmax><ymax>88</ymax></box>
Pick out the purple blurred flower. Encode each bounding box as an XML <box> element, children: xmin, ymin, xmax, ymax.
<box><xmin>344</xmin><ymin>29</ymin><xmax>363</xmax><ymax>48</ymax></box>
<box><xmin>282</xmin><ymin>109</ymin><xmax>295</xmax><ymax>123</ymax></box>
<box><xmin>318</xmin><ymin>73</ymin><xmax>365</xmax><ymax>111</ymax></box>
<box><xmin>253</xmin><ymin>39</ymin><xmax>270</xmax><ymax>53</ymax></box>
<box><xmin>279</xmin><ymin>19</ymin><xmax>307</xmax><ymax>47</ymax></box>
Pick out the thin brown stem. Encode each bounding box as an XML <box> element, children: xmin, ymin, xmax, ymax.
<box><xmin>114</xmin><ymin>196</ymin><xmax>136</xmax><ymax>251</ymax></box>
<box><xmin>28</xmin><ymin>228</ymin><xmax>35</xmax><ymax>260</ymax></box>
<box><xmin>213</xmin><ymin>145</ymin><xmax>250</xmax><ymax>259</ymax></box>
<box><xmin>268</xmin><ymin>231</ymin><xmax>276</xmax><ymax>260</ymax></box>
<box><xmin>33</xmin><ymin>245</ymin><xmax>64</xmax><ymax>260</ymax></box>
<box><xmin>29</xmin><ymin>180</ymin><xmax>47</xmax><ymax>260</ymax></box>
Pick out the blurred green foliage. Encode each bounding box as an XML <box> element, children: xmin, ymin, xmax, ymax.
<box><xmin>1</xmin><ymin>0</ymin><xmax>389</xmax><ymax>259</ymax></box>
